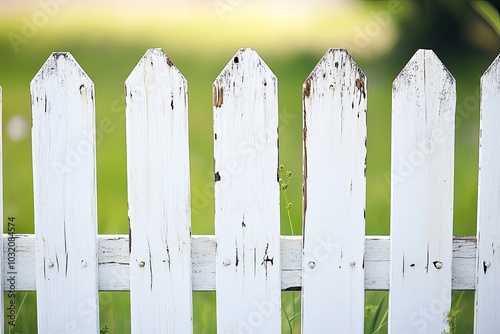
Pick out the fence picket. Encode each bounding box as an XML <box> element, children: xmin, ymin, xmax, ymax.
<box><xmin>475</xmin><ymin>55</ymin><xmax>500</xmax><ymax>333</ymax></box>
<box><xmin>31</xmin><ymin>53</ymin><xmax>99</xmax><ymax>332</ymax></box>
<box><xmin>301</xmin><ymin>49</ymin><xmax>366</xmax><ymax>333</ymax></box>
<box><xmin>389</xmin><ymin>49</ymin><xmax>456</xmax><ymax>333</ymax></box>
<box><xmin>125</xmin><ymin>48</ymin><xmax>193</xmax><ymax>333</ymax></box>
<box><xmin>213</xmin><ymin>48</ymin><xmax>281</xmax><ymax>333</ymax></box>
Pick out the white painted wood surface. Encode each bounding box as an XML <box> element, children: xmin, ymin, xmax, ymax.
<box><xmin>302</xmin><ymin>49</ymin><xmax>366</xmax><ymax>333</ymax></box>
<box><xmin>2</xmin><ymin>235</ymin><xmax>478</xmax><ymax>291</ymax></box>
<box><xmin>125</xmin><ymin>48</ymin><xmax>193</xmax><ymax>333</ymax></box>
<box><xmin>31</xmin><ymin>53</ymin><xmax>99</xmax><ymax>333</ymax></box>
<box><xmin>389</xmin><ymin>50</ymin><xmax>456</xmax><ymax>333</ymax></box>
<box><xmin>475</xmin><ymin>55</ymin><xmax>500</xmax><ymax>333</ymax></box>
<box><xmin>213</xmin><ymin>48</ymin><xmax>281</xmax><ymax>333</ymax></box>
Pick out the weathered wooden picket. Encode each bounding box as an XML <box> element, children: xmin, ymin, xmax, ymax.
<box><xmin>0</xmin><ymin>48</ymin><xmax>499</xmax><ymax>333</ymax></box>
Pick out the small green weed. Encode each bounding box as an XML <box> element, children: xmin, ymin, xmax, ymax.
<box><xmin>279</xmin><ymin>165</ymin><xmax>300</xmax><ymax>333</ymax></box>
<box><xmin>100</xmin><ymin>324</ymin><xmax>110</xmax><ymax>334</ymax></box>
<box><xmin>442</xmin><ymin>291</ymin><xmax>464</xmax><ymax>334</ymax></box>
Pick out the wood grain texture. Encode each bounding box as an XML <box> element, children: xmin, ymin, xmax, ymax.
<box><xmin>389</xmin><ymin>49</ymin><xmax>456</xmax><ymax>333</ymax></box>
<box><xmin>475</xmin><ymin>54</ymin><xmax>500</xmax><ymax>333</ymax></box>
<box><xmin>31</xmin><ymin>53</ymin><xmax>99</xmax><ymax>333</ymax></box>
<box><xmin>125</xmin><ymin>48</ymin><xmax>193</xmax><ymax>333</ymax></box>
<box><xmin>213</xmin><ymin>48</ymin><xmax>281</xmax><ymax>333</ymax></box>
<box><xmin>302</xmin><ymin>49</ymin><xmax>367</xmax><ymax>333</ymax></box>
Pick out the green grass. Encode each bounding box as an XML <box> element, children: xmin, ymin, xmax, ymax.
<box><xmin>0</xmin><ymin>19</ymin><xmax>496</xmax><ymax>333</ymax></box>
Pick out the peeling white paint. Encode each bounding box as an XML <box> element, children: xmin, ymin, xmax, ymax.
<box><xmin>389</xmin><ymin>49</ymin><xmax>456</xmax><ymax>333</ymax></box>
<box><xmin>475</xmin><ymin>54</ymin><xmax>500</xmax><ymax>333</ymax></box>
<box><xmin>213</xmin><ymin>48</ymin><xmax>281</xmax><ymax>333</ymax></box>
<box><xmin>125</xmin><ymin>48</ymin><xmax>193</xmax><ymax>333</ymax></box>
<box><xmin>31</xmin><ymin>52</ymin><xmax>99</xmax><ymax>333</ymax></box>
<box><xmin>302</xmin><ymin>48</ymin><xmax>367</xmax><ymax>333</ymax></box>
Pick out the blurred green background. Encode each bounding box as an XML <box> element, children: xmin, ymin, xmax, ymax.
<box><xmin>0</xmin><ymin>0</ymin><xmax>498</xmax><ymax>332</ymax></box>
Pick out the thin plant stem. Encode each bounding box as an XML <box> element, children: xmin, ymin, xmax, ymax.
<box><xmin>279</xmin><ymin>165</ymin><xmax>298</xmax><ymax>332</ymax></box>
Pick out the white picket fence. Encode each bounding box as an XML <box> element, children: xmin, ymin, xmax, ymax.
<box><xmin>0</xmin><ymin>48</ymin><xmax>499</xmax><ymax>333</ymax></box>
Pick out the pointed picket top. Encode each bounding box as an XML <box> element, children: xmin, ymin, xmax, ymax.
<box><xmin>475</xmin><ymin>54</ymin><xmax>500</xmax><ymax>333</ymax></box>
<box><xmin>303</xmin><ymin>48</ymin><xmax>367</xmax><ymax>102</ymax></box>
<box><xmin>125</xmin><ymin>48</ymin><xmax>192</xmax><ymax>333</ymax></box>
<box><xmin>302</xmin><ymin>48</ymin><xmax>366</xmax><ymax>333</ymax></box>
<box><xmin>31</xmin><ymin>52</ymin><xmax>99</xmax><ymax>332</ymax></box>
<box><xmin>480</xmin><ymin>53</ymin><xmax>500</xmax><ymax>86</ymax></box>
<box><xmin>31</xmin><ymin>52</ymin><xmax>93</xmax><ymax>95</ymax></box>
<box><xmin>214</xmin><ymin>47</ymin><xmax>276</xmax><ymax>82</ymax></box>
<box><xmin>213</xmin><ymin>48</ymin><xmax>281</xmax><ymax>333</ymax></box>
<box><xmin>393</xmin><ymin>49</ymin><xmax>455</xmax><ymax>102</ymax></box>
<box><xmin>303</xmin><ymin>48</ymin><xmax>366</xmax><ymax>101</ymax></box>
<box><xmin>125</xmin><ymin>48</ymin><xmax>186</xmax><ymax>91</ymax></box>
<box><xmin>213</xmin><ymin>48</ymin><xmax>277</xmax><ymax>110</ymax></box>
<box><xmin>389</xmin><ymin>49</ymin><xmax>456</xmax><ymax>333</ymax></box>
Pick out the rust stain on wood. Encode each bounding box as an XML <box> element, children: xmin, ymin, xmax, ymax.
<box><xmin>355</xmin><ymin>78</ymin><xmax>366</xmax><ymax>97</ymax></box>
<box><xmin>355</xmin><ymin>75</ymin><xmax>366</xmax><ymax>104</ymax></box>
<box><xmin>304</xmin><ymin>79</ymin><xmax>311</xmax><ymax>98</ymax></box>
<box><xmin>213</xmin><ymin>86</ymin><xmax>223</xmax><ymax>107</ymax></box>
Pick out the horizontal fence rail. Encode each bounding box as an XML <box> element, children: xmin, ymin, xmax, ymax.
<box><xmin>0</xmin><ymin>48</ymin><xmax>498</xmax><ymax>333</ymax></box>
<box><xmin>2</xmin><ymin>235</ymin><xmax>477</xmax><ymax>291</ymax></box>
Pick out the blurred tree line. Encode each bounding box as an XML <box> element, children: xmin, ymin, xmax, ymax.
<box><xmin>397</xmin><ymin>0</ymin><xmax>498</xmax><ymax>55</ymax></box>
